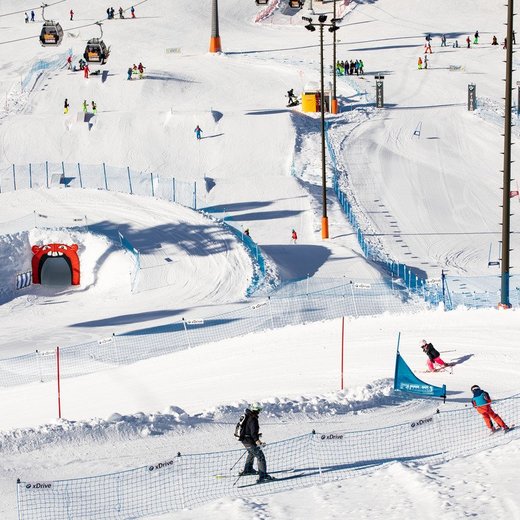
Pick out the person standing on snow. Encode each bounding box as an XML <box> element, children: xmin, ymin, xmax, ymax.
<box><xmin>466</xmin><ymin>36</ymin><xmax>471</xmax><ymax>48</ymax></box>
<box><xmin>131</xmin><ymin>6</ymin><xmax>136</xmax><ymax>18</ymax></box>
<box><xmin>138</xmin><ymin>62</ymin><xmax>145</xmax><ymax>79</ymax></box>
<box><xmin>420</xmin><ymin>339</ymin><xmax>446</xmax><ymax>371</ymax></box>
<box><xmin>492</xmin><ymin>35</ymin><xmax>498</xmax><ymax>45</ymax></box>
<box><xmin>473</xmin><ymin>30</ymin><xmax>479</xmax><ymax>44</ymax></box>
<box><xmin>194</xmin><ymin>125</ymin><xmax>203</xmax><ymax>140</ymax></box>
<box><xmin>64</xmin><ymin>98</ymin><xmax>69</xmax><ymax>114</ymax></box>
<box><xmin>440</xmin><ymin>34</ymin><xmax>447</xmax><ymax>47</ymax></box>
<box><xmin>238</xmin><ymin>403</ymin><xmax>274</xmax><ymax>483</ymax></box>
<box><xmin>423</xmin><ymin>54</ymin><xmax>428</xmax><ymax>69</ymax></box>
<box><xmin>127</xmin><ymin>66</ymin><xmax>133</xmax><ymax>80</ymax></box>
<box><xmin>471</xmin><ymin>385</ymin><xmax>510</xmax><ymax>433</ymax></box>
<box><xmin>30</xmin><ymin>10</ymin><xmax>35</xmax><ymax>22</ymax></box>
<box><xmin>291</xmin><ymin>229</ymin><xmax>298</xmax><ymax>244</ymax></box>
<box><xmin>24</xmin><ymin>12</ymin><xmax>29</xmax><ymax>23</ymax></box>
<box><xmin>119</xmin><ymin>6</ymin><xmax>124</xmax><ymax>18</ymax></box>
<box><xmin>82</xmin><ymin>100</ymin><xmax>88</xmax><ymax>113</ymax></box>
<box><xmin>417</xmin><ymin>56</ymin><xmax>423</xmax><ymax>70</ymax></box>
<box><xmin>66</xmin><ymin>55</ymin><xmax>72</xmax><ymax>70</ymax></box>
<box><xmin>70</xmin><ymin>9</ymin><xmax>74</xmax><ymax>21</ymax></box>
<box><xmin>91</xmin><ymin>100</ymin><xmax>97</xmax><ymax>114</ymax></box>
<box><xmin>84</xmin><ymin>63</ymin><xmax>90</xmax><ymax>79</ymax></box>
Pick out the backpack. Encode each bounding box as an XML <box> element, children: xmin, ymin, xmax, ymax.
<box><xmin>234</xmin><ymin>413</ymin><xmax>248</xmax><ymax>441</ymax></box>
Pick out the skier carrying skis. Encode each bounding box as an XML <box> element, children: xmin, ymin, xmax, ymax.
<box><xmin>471</xmin><ymin>385</ymin><xmax>510</xmax><ymax>432</ymax></box>
<box><xmin>237</xmin><ymin>403</ymin><xmax>274</xmax><ymax>483</ymax></box>
<box><xmin>420</xmin><ymin>339</ymin><xmax>446</xmax><ymax>372</ymax></box>
<box><xmin>194</xmin><ymin>125</ymin><xmax>203</xmax><ymax>140</ymax></box>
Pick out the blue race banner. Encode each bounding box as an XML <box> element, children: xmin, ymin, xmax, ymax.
<box><xmin>394</xmin><ymin>352</ymin><xmax>446</xmax><ymax>398</ymax></box>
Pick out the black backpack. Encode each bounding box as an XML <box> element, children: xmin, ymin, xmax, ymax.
<box><xmin>234</xmin><ymin>413</ymin><xmax>248</xmax><ymax>441</ymax></box>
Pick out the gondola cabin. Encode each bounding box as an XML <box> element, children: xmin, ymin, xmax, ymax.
<box><xmin>84</xmin><ymin>38</ymin><xmax>109</xmax><ymax>63</ymax></box>
<box><xmin>40</xmin><ymin>21</ymin><xmax>63</xmax><ymax>45</ymax></box>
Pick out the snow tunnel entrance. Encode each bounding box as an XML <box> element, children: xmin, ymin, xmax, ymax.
<box><xmin>31</xmin><ymin>244</ymin><xmax>80</xmax><ymax>286</ymax></box>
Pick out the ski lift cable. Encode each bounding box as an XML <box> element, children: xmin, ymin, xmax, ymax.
<box><xmin>0</xmin><ymin>0</ymin><xmax>154</xmax><ymax>45</ymax></box>
<box><xmin>0</xmin><ymin>0</ymin><xmax>66</xmax><ymax>18</ymax></box>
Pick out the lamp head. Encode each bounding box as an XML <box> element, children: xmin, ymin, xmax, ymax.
<box><xmin>305</xmin><ymin>23</ymin><xmax>316</xmax><ymax>31</ymax></box>
<box><xmin>302</xmin><ymin>16</ymin><xmax>313</xmax><ymax>22</ymax></box>
<box><xmin>318</xmin><ymin>14</ymin><xmax>327</xmax><ymax>23</ymax></box>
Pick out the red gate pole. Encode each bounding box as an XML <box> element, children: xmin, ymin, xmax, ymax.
<box><xmin>340</xmin><ymin>317</ymin><xmax>345</xmax><ymax>390</ymax></box>
<box><xmin>56</xmin><ymin>346</ymin><xmax>62</xmax><ymax>419</ymax></box>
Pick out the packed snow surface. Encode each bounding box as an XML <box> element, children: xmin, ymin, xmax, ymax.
<box><xmin>0</xmin><ymin>0</ymin><xmax>519</xmax><ymax>518</ymax></box>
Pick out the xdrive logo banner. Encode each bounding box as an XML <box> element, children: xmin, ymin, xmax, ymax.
<box><xmin>148</xmin><ymin>460</ymin><xmax>174</xmax><ymax>472</ymax></box>
<box><xmin>320</xmin><ymin>433</ymin><xmax>344</xmax><ymax>440</ymax></box>
<box><xmin>25</xmin><ymin>482</ymin><xmax>52</xmax><ymax>490</ymax></box>
<box><xmin>410</xmin><ymin>416</ymin><xmax>434</xmax><ymax>429</ymax></box>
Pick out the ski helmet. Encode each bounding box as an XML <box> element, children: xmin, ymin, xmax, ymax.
<box><xmin>471</xmin><ymin>385</ymin><xmax>480</xmax><ymax>392</ymax></box>
<box><xmin>250</xmin><ymin>402</ymin><xmax>262</xmax><ymax>412</ymax></box>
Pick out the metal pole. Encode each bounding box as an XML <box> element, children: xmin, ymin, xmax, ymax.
<box><xmin>320</xmin><ymin>24</ymin><xmax>329</xmax><ymax>239</ymax></box>
<box><xmin>209</xmin><ymin>0</ymin><xmax>222</xmax><ymax>53</ymax></box>
<box><xmin>331</xmin><ymin>0</ymin><xmax>338</xmax><ymax>114</ymax></box>
<box><xmin>500</xmin><ymin>0</ymin><xmax>514</xmax><ymax>308</ymax></box>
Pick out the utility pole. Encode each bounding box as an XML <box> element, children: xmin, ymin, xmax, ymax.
<box><xmin>331</xmin><ymin>0</ymin><xmax>338</xmax><ymax>114</ymax></box>
<box><xmin>499</xmin><ymin>0</ymin><xmax>514</xmax><ymax>308</ymax></box>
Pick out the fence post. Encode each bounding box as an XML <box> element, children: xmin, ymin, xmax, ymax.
<box><xmin>349</xmin><ymin>282</ymin><xmax>359</xmax><ymax>317</ymax></box>
<box><xmin>127</xmin><ymin>167</ymin><xmax>133</xmax><ymax>194</ymax></box>
<box><xmin>150</xmin><ymin>172</ymin><xmax>155</xmax><ymax>197</ymax></box>
<box><xmin>61</xmin><ymin>161</ymin><xmax>65</xmax><ymax>185</ymax></box>
<box><xmin>102</xmin><ymin>163</ymin><xmax>108</xmax><ymax>190</ymax></box>
<box><xmin>45</xmin><ymin>161</ymin><xmax>49</xmax><ymax>188</ymax></box>
<box><xmin>193</xmin><ymin>181</ymin><xmax>197</xmax><ymax>209</ymax></box>
<box><xmin>56</xmin><ymin>346</ymin><xmax>62</xmax><ymax>419</ymax></box>
<box><xmin>12</xmin><ymin>164</ymin><xmax>16</xmax><ymax>191</ymax></box>
<box><xmin>181</xmin><ymin>318</ymin><xmax>191</xmax><ymax>349</ymax></box>
<box><xmin>267</xmin><ymin>296</ymin><xmax>275</xmax><ymax>329</ymax></box>
<box><xmin>77</xmin><ymin>163</ymin><xmax>83</xmax><ymax>188</ymax></box>
<box><xmin>172</xmin><ymin>177</ymin><xmax>176</xmax><ymax>202</ymax></box>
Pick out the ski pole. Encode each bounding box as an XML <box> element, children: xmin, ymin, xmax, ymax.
<box><xmin>230</xmin><ymin>449</ymin><xmax>247</xmax><ymax>471</ymax></box>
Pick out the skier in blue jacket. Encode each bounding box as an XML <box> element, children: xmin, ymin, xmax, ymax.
<box><xmin>471</xmin><ymin>385</ymin><xmax>510</xmax><ymax>432</ymax></box>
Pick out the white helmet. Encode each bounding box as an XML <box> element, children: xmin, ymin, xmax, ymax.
<box><xmin>250</xmin><ymin>402</ymin><xmax>263</xmax><ymax>412</ymax></box>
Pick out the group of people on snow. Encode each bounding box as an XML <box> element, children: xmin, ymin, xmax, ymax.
<box><xmin>63</xmin><ymin>99</ymin><xmax>97</xmax><ymax>114</ymax></box>
<box><xmin>107</xmin><ymin>5</ymin><xmax>135</xmax><ymax>19</ymax></box>
<box><xmin>419</xmin><ymin>339</ymin><xmax>511</xmax><ymax>433</ymax></box>
<box><xmin>234</xmin><ymin>378</ymin><xmax>511</xmax><ymax>483</ymax></box>
<box><xmin>336</xmin><ymin>59</ymin><xmax>365</xmax><ymax>76</ymax></box>
<box><xmin>24</xmin><ymin>10</ymin><xmax>36</xmax><ymax>23</ymax></box>
<box><xmin>127</xmin><ymin>63</ymin><xmax>146</xmax><ymax>80</ymax></box>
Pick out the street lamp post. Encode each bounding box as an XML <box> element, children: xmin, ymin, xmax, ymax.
<box><xmin>331</xmin><ymin>0</ymin><xmax>338</xmax><ymax>114</ymax></box>
<box><xmin>303</xmin><ymin>15</ymin><xmax>340</xmax><ymax>239</ymax></box>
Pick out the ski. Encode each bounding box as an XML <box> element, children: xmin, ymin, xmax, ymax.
<box><xmin>214</xmin><ymin>468</ymin><xmax>295</xmax><ymax>479</ymax></box>
<box><xmin>237</xmin><ymin>472</ymin><xmax>305</xmax><ymax>488</ymax></box>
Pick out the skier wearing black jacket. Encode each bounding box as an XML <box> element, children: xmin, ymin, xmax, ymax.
<box><xmin>420</xmin><ymin>339</ymin><xmax>447</xmax><ymax>372</ymax></box>
<box><xmin>239</xmin><ymin>403</ymin><xmax>274</xmax><ymax>483</ymax></box>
